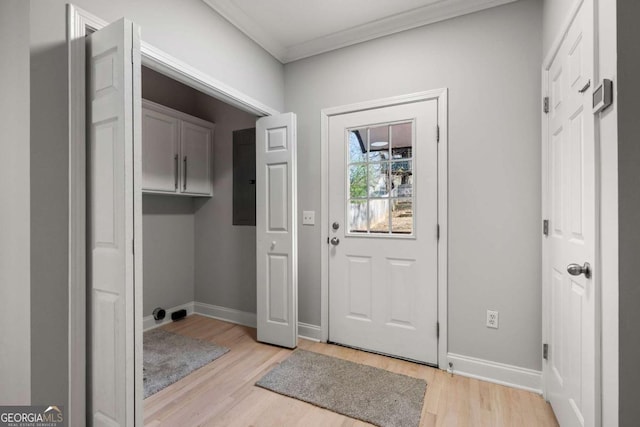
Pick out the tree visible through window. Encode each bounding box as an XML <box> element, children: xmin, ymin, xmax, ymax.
<box><xmin>346</xmin><ymin>122</ymin><xmax>414</xmax><ymax>235</ymax></box>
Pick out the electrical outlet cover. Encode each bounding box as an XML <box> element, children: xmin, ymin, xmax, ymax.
<box><xmin>302</xmin><ymin>210</ymin><xmax>315</xmax><ymax>225</ymax></box>
<box><xmin>486</xmin><ymin>310</ymin><xmax>499</xmax><ymax>329</ymax></box>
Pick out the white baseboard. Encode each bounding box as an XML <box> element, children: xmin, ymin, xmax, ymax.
<box><xmin>447</xmin><ymin>352</ymin><xmax>543</xmax><ymax>394</ymax></box>
<box><xmin>193</xmin><ymin>302</ymin><xmax>257</xmax><ymax>328</ymax></box>
<box><xmin>192</xmin><ymin>302</ymin><xmax>323</xmax><ymax>342</ymax></box>
<box><xmin>298</xmin><ymin>322</ymin><xmax>322</xmax><ymax>342</ymax></box>
<box><xmin>143</xmin><ymin>302</ymin><xmax>195</xmax><ymax>331</ymax></box>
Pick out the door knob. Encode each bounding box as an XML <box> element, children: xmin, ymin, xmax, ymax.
<box><xmin>330</xmin><ymin>237</ymin><xmax>340</xmax><ymax>246</ymax></box>
<box><xmin>332</xmin><ymin>222</ymin><xmax>340</xmax><ymax>230</ymax></box>
<box><xmin>567</xmin><ymin>262</ymin><xmax>591</xmax><ymax>279</ymax></box>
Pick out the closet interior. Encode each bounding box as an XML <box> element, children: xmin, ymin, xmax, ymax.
<box><xmin>141</xmin><ymin>65</ymin><xmax>259</xmax><ymax>341</ymax></box>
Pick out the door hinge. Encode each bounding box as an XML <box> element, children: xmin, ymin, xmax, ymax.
<box><xmin>543</xmin><ymin>343</ymin><xmax>549</xmax><ymax>360</ymax></box>
<box><xmin>543</xmin><ymin>219</ymin><xmax>549</xmax><ymax>236</ymax></box>
<box><xmin>436</xmin><ymin>224</ymin><xmax>440</xmax><ymax>240</ymax></box>
<box><xmin>437</xmin><ymin>125</ymin><xmax>440</xmax><ymax>142</ymax></box>
<box><xmin>437</xmin><ymin>322</ymin><xmax>440</xmax><ymax>338</ymax></box>
<box><xmin>543</xmin><ymin>96</ymin><xmax>550</xmax><ymax>114</ymax></box>
<box><xmin>132</xmin><ymin>239</ymin><xmax>135</xmax><ymax>255</ymax></box>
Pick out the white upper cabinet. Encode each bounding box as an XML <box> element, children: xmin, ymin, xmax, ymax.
<box><xmin>142</xmin><ymin>99</ymin><xmax>214</xmax><ymax>197</ymax></box>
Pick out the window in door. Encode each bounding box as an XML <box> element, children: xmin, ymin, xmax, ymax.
<box><xmin>347</xmin><ymin>122</ymin><xmax>414</xmax><ymax>235</ymax></box>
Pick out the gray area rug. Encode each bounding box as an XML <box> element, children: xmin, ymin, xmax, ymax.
<box><xmin>143</xmin><ymin>328</ymin><xmax>229</xmax><ymax>398</ymax></box>
<box><xmin>256</xmin><ymin>349</ymin><xmax>427</xmax><ymax>427</ymax></box>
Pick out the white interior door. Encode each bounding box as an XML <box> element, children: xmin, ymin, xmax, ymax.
<box><xmin>328</xmin><ymin>100</ymin><xmax>439</xmax><ymax>364</ymax></box>
<box><xmin>87</xmin><ymin>18</ymin><xmax>141</xmax><ymax>427</ymax></box>
<box><xmin>256</xmin><ymin>113</ymin><xmax>298</xmax><ymax>348</ymax></box>
<box><xmin>545</xmin><ymin>2</ymin><xmax>598</xmax><ymax>426</ymax></box>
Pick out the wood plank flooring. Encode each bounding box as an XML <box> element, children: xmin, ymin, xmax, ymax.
<box><xmin>144</xmin><ymin>315</ymin><xmax>558</xmax><ymax>427</ymax></box>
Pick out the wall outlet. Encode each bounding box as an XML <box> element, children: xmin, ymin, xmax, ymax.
<box><xmin>486</xmin><ymin>310</ymin><xmax>499</xmax><ymax>329</ymax></box>
<box><xmin>302</xmin><ymin>210</ymin><xmax>315</xmax><ymax>225</ymax></box>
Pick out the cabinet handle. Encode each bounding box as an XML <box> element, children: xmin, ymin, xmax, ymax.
<box><xmin>174</xmin><ymin>154</ymin><xmax>178</xmax><ymax>190</ymax></box>
<box><xmin>183</xmin><ymin>156</ymin><xmax>187</xmax><ymax>191</ymax></box>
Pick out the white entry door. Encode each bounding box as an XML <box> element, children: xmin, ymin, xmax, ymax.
<box><xmin>256</xmin><ymin>113</ymin><xmax>298</xmax><ymax>348</ymax></box>
<box><xmin>87</xmin><ymin>18</ymin><xmax>142</xmax><ymax>426</ymax></box>
<box><xmin>328</xmin><ymin>100</ymin><xmax>439</xmax><ymax>364</ymax></box>
<box><xmin>545</xmin><ymin>2</ymin><xmax>598</xmax><ymax>426</ymax></box>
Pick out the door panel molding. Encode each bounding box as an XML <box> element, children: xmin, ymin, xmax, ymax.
<box><xmin>320</xmin><ymin>88</ymin><xmax>448</xmax><ymax>368</ymax></box>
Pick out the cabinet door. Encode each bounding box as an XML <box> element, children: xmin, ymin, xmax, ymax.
<box><xmin>142</xmin><ymin>107</ymin><xmax>179</xmax><ymax>192</ymax></box>
<box><xmin>180</xmin><ymin>119</ymin><xmax>213</xmax><ymax>195</ymax></box>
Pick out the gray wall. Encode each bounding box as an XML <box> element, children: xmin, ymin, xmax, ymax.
<box><xmin>142</xmin><ymin>68</ymin><xmax>256</xmax><ymax>315</ymax></box>
<box><xmin>284</xmin><ymin>0</ymin><xmax>543</xmax><ymax>369</ymax></box>
<box><xmin>541</xmin><ymin>0</ymin><xmax>574</xmax><ymax>53</ymax></box>
<box><xmin>141</xmin><ymin>66</ymin><xmax>258</xmax><ymax>315</ymax></box>
<box><xmin>30</xmin><ymin>0</ymin><xmax>69</xmax><ymax>407</ymax></box>
<box><xmin>0</xmin><ymin>0</ymin><xmax>31</xmax><ymax>405</ymax></box>
<box><xmin>142</xmin><ymin>196</ymin><xmax>196</xmax><ymax>315</ymax></box>
<box><xmin>29</xmin><ymin>0</ymin><xmax>283</xmax><ymax>407</ymax></box>
<box><xmin>142</xmin><ymin>68</ymin><xmax>198</xmax><ymax>315</ymax></box>
<box><xmin>77</xmin><ymin>0</ymin><xmax>284</xmax><ymax>111</ymax></box>
<box><xmin>617</xmin><ymin>1</ymin><xmax>640</xmax><ymax>424</ymax></box>
<box><xmin>193</xmin><ymin>94</ymin><xmax>258</xmax><ymax>313</ymax></box>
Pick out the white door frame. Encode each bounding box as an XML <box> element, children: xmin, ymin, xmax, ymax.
<box><xmin>541</xmin><ymin>0</ymin><xmax>602</xmax><ymax>420</ymax></box>
<box><xmin>67</xmin><ymin>4</ymin><xmax>280</xmax><ymax>425</ymax></box>
<box><xmin>320</xmin><ymin>89</ymin><xmax>449</xmax><ymax>368</ymax></box>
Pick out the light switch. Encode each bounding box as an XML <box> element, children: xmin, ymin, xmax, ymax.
<box><xmin>302</xmin><ymin>210</ymin><xmax>315</xmax><ymax>225</ymax></box>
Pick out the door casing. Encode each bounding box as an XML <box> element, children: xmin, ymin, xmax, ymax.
<box><xmin>320</xmin><ymin>89</ymin><xmax>449</xmax><ymax>369</ymax></box>
<box><xmin>67</xmin><ymin>4</ymin><xmax>282</xmax><ymax>425</ymax></box>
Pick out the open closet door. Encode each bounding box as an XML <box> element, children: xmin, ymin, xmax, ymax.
<box><xmin>256</xmin><ymin>113</ymin><xmax>298</xmax><ymax>348</ymax></box>
<box><xmin>87</xmin><ymin>18</ymin><xmax>142</xmax><ymax>426</ymax></box>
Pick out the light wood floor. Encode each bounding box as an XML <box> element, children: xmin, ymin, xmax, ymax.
<box><xmin>144</xmin><ymin>315</ymin><xmax>558</xmax><ymax>427</ymax></box>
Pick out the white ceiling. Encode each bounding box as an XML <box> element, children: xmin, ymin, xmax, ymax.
<box><xmin>202</xmin><ymin>0</ymin><xmax>518</xmax><ymax>63</ymax></box>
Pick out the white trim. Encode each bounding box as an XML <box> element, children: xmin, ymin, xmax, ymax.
<box><xmin>67</xmin><ymin>5</ymin><xmax>281</xmax><ymax>426</ymax></box>
<box><xmin>436</xmin><ymin>90</ymin><xmax>449</xmax><ymax>370</ymax></box>
<box><xmin>298</xmin><ymin>322</ymin><xmax>322</xmax><ymax>342</ymax></box>
<box><xmin>143</xmin><ymin>302</ymin><xmax>195</xmax><ymax>331</ymax></box>
<box><xmin>447</xmin><ymin>353</ymin><xmax>543</xmax><ymax>394</ymax></box>
<box><xmin>192</xmin><ymin>303</ymin><xmax>321</xmax><ymax>342</ymax></box>
<box><xmin>320</xmin><ymin>88</ymin><xmax>449</xmax><ymax>369</ymax></box>
<box><xmin>193</xmin><ymin>302</ymin><xmax>257</xmax><ymax>328</ymax></box>
<box><xmin>140</xmin><ymin>42</ymin><xmax>279</xmax><ymax>117</ymax></box>
<box><xmin>66</xmin><ymin>5</ymin><xmax>106</xmax><ymax>426</ymax></box>
<box><xmin>203</xmin><ymin>0</ymin><xmax>517</xmax><ymax>63</ymax></box>
<box><xmin>201</xmin><ymin>0</ymin><xmax>287</xmax><ymax>62</ymax></box>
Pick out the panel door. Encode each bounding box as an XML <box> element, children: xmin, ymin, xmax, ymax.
<box><xmin>256</xmin><ymin>113</ymin><xmax>298</xmax><ymax>348</ymax></box>
<box><xmin>328</xmin><ymin>100</ymin><xmax>439</xmax><ymax>364</ymax></box>
<box><xmin>87</xmin><ymin>18</ymin><xmax>141</xmax><ymax>427</ymax></box>
<box><xmin>141</xmin><ymin>105</ymin><xmax>179</xmax><ymax>193</ymax></box>
<box><xmin>545</xmin><ymin>2</ymin><xmax>597</xmax><ymax>426</ymax></box>
<box><xmin>181</xmin><ymin>119</ymin><xmax>213</xmax><ymax>195</ymax></box>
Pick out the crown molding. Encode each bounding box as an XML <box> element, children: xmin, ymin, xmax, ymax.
<box><xmin>201</xmin><ymin>0</ymin><xmax>287</xmax><ymax>60</ymax></box>
<box><xmin>202</xmin><ymin>0</ymin><xmax>518</xmax><ymax>63</ymax></box>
